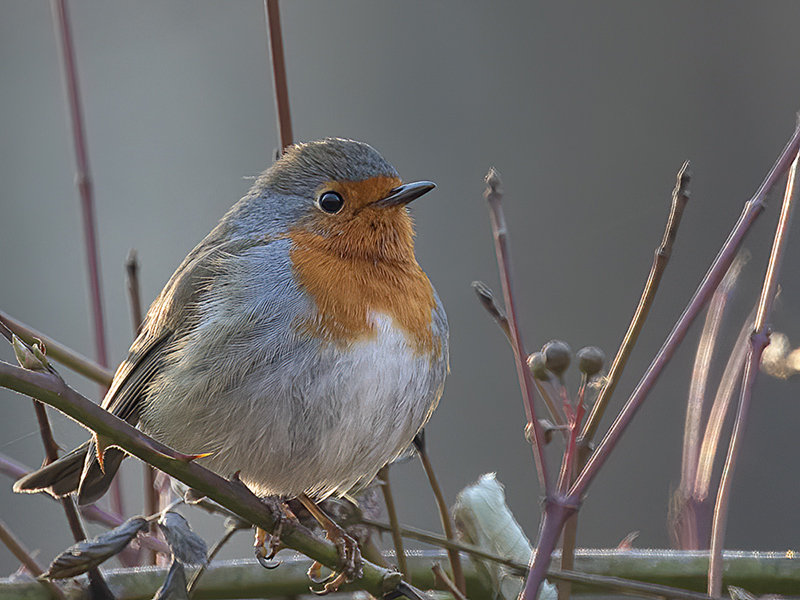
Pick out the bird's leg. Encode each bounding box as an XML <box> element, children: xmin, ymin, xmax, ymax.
<box><xmin>298</xmin><ymin>493</ymin><xmax>363</xmax><ymax>594</ymax></box>
<box><xmin>254</xmin><ymin>495</ymin><xmax>290</xmax><ymax>569</ymax></box>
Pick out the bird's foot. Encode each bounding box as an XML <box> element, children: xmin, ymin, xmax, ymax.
<box><xmin>254</xmin><ymin>496</ymin><xmax>289</xmax><ymax>569</ymax></box>
<box><xmin>299</xmin><ymin>494</ymin><xmax>362</xmax><ymax>594</ymax></box>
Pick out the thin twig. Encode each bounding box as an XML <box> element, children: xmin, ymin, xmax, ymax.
<box><xmin>693</xmin><ymin>307</ymin><xmax>755</xmax><ymax>498</ymax></box>
<box><xmin>363</xmin><ymin>522</ymin><xmax>730</xmax><ymax>600</ymax></box>
<box><xmin>187</xmin><ymin>522</ymin><xmax>240</xmax><ymax>597</ymax></box>
<box><xmin>362</xmin><ymin>518</ymin><xmax>526</xmax><ymax>573</ymax></box>
<box><xmin>521</xmin><ymin>123</ymin><xmax>800</xmax><ymax>600</ymax></box>
<box><xmin>264</xmin><ymin>0</ymin><xmax>293</xmax><ymax>151</ymax></box>
<box><xmin>671</xmin><ymin>254</ymin><xmax>748</xmax><ymax>550</ymax></box>
<box><xmin>580</xmin><ymin>160</ymin><xmax>691</xmax><ymax>445</ymax></box>
<box><xmin>416</xmin><ymin>438</ymin><xmax>466</xmax><ymax>594</ymax></box>
<box><xmin>571</xmin><ymin>123</ymin><xmax>800</xmax><ymax>497</ymax></box>
<box><xmin>377</xmin><ymin>465</ymin><xmax>409</xmax><ymax>579</ymax></box>
<box><xmin>472</xmin><ymin>282</ymin><xmax>566</xmax><ymax>428</ymax></box>
<box><xmin>125</xmin><ymin>250</ymin><xmax>144</xmax><ymax>337</ymax></box>
<box><xmin>125</xmin><ymin>250</ymin><xmax>158</xmax><ymax>564</ymax></box>
<box><xmin>0</xmin><ymin>452</ymin><xmax>167</xmax><ymax>548</ymax></box>
<box><xmin>708</xmin><ymin>150</ymin><xmax>799</xmax><ymax>597</ymax></box>
<box><xmin>681</xmin><ymin>253</ymin><xmax>747</xmax><ymax>495</ymax></box>
<box><xmin>0</xmin><ymin>311</ymin><xmax>113</xmax><ymax>385</ymax></box>
<box><xmin>31</xmin><ymin>386</ymin><xmax>126</xmax><ymax>585</ymax></box>
<box><xmin>0</xmin><ymin>519</ymin><xmax>65</xmax><ymax>600</ymax></box>
<box><xmin>50</xmin><ymin>0</ymin><xmax>108</xmax><ymax>375</ymax></box>
<box><xmin>483</xmin><ymin>168</ymin><xmax>549</xmax><ymax>491</ymax></box>
<box><xmin>432</xmin><ymin>563</ymin><xmax>468</xmax><ymax>600</ymax></box>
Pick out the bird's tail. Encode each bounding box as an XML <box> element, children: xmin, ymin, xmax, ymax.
<box><xmin>13</xmin><ymin>440</ymin><xmax>125</xmax><ymax>506</ymax></box>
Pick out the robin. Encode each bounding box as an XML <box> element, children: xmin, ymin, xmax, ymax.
<box><xmin>15</xmin><ymin>138</ymin><xmax>449</xmax><ymax>590</ymax></box>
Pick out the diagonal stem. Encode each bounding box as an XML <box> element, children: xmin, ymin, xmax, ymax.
<box><xmin>571</xmin><ymin>123</ymin><xmax>800</xmax><ymax>499</ymax></box>
<box><xmin>417</xmin><ymin>438</ymin><xmax>466</xmax><ymax>594</ymax></box>
<box><xmin>0</xmin><ymin>519</ymin><xmax>65</xmax><ymax>600</ymax></box>
<box><xmin>707</xmin><ymin>150</ymin><xmax>799</xmax><ymax>597</ymax></box>
<box><xmin>581</xmin><ymin>161</ymin><xmax>691</xmax><ymax>444</ymax></box>
<box><xmin>378</xmin><ymin>465</ymin><xmax>410</xmax><ymax>580</ymax></box>
<box><xmin>484</xmin><ymin>169</ymin><xmax>549</xmax><ymax>492</ymax></box>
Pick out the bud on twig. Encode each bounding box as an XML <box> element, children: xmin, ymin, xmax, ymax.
<box><xmin>542</xmin><ymin>340</ymin><xmax>571</xmax><ymax>377</ymax></box>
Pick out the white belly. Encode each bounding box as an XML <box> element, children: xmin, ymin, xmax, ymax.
<box><xmin>145</xmin><ymin>313</ymin><xmax>443</xmax><ymax>498</ymax></box>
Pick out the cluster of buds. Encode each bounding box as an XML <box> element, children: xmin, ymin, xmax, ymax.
<box><xmin>527</xmin><ymin>340</ymin><xmax>605</xmax><ymax>382</ymax></box>
<box><xmin>525</xmin><ymin>341</ymin><xmax>606</xmax><ymax>444</ymax></box>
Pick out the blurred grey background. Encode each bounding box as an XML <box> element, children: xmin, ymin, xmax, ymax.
<box><xmin>2</xmin><ymin>1</ymin><xmax>800</xmax><ymax>575</ymax></box>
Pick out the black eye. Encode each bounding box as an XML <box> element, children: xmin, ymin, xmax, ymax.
<box><xmin>318</xmin><ymin>191</ymin><xmax>344</xmax><ymax>214</ymax></box>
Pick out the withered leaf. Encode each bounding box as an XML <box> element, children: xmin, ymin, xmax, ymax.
<box><xmin>41</xmin><ymin>517</ymin><xmax>148</xmax><ymax>579</ymax></box>
<box><xmin>158</xmin><ymin>511</ymin><xmax>207</xmax><ymax>565</ymax></box>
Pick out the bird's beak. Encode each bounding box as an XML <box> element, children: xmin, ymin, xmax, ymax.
<box><xmin>378</xmin><ymin>181</ymin><xmax>436</xmax><ymax>207</ymax></box>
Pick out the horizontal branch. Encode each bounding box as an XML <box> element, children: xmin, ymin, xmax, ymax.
<box><xmin>0</xmin><ymin>360</ymin><xmax>400</xmax><ymax>597</ymax></box>
<box><xmin>2</xmin><ymin>551</ymin><xmax>797</xmax><ymax>600</ymax></box>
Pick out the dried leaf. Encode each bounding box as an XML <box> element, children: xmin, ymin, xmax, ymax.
<box><xmin>153</xmin><ymin>558</ymin><xmax>189</xmax><ymax>600</ymax></box>
<box><xmin>41</xmin><ymin>517</ymin><xmax>148</xmax><ymax>579</ymax></box>
<box><xmin>158</xmin><ymin>511</ymin><xmax>207</xmax><ymax>565</ymax></box>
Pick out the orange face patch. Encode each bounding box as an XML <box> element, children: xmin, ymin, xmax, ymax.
<box><xmin>321</xmin><ymin>175</ymin><xmax>402</xmax><ymax>211</ymax></box>
<box><xmin>289</xmin><ymin>176</ymin><xmax>438</xmax><ymax>356</ymax></box>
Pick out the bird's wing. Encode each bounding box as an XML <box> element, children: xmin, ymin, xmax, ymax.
<box><xmin>100</xmin><ymin>232</ymin><xmax>261</xmax><ymax>422</ymax></box>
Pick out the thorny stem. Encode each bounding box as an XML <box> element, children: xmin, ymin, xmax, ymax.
<box><xmin>0</xmin><ymin>361</ymin><xmax>403</xmax><ymax>598</ymax></box>
<box><xmin>378</xmin><ymin>465</ymin><xmax>409</xmax><ymax>580</ymax></box>
<box><xmin>416</xmin><ymin>439</ymin><xmax>466</xmax><ymax>594</ymax></box>
<box><xmin>484</xmin><ymin>169</ymin><xmax>549</xmax><ymax>491</ymax></box>
<box><xmin>0</xmin><ymin>519</ymin><xmax>65</xmax><ymax>600</ymax></box>
<box><xmin>264</xmin><ymin>0</ymin><xmax>293</xmax><ymax>152</ymax></box>
<box><xmin>708</xmin><ymin>151</ymin><xmax>799</xmax><ymax>597</ymax></box>
<box><xmin>580</xmin><ymin>161</ymin><xmax>691</xmax><ymax>445</ymax></box>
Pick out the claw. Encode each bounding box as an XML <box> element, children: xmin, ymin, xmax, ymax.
<box><xmin>298</xmin><ymin>493</ymin><xmax>363</xmax><ymax>593</ymax></box>
<box><xmin>254</xmin><ymin>526</ymin><xmax>284</xmax><ymax>569</ymax></box>
<box><xmin>307</xmin><ymin>561</ymin><xmax>334</xmax><ymax>584</ymax></box>
<box><xmin>311</xmin><ymin>571</ymin><xmax>349</xmax><ymax>595</ymax></box>
<box><xmin>254</xmin><ymin>497</ymin><xmax>292</xmax><ymax>570</ymax></box>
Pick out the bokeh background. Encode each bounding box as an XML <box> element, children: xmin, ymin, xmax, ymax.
<box><xmin>2</xmin><ymin>1</ymin><xmax>800</xmax><ymax>575</ymax></box>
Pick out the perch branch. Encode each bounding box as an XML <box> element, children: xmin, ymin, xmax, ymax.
<box><xmin>0</xmin><ymin>360</ymin><xmax>404</xmax><ymax>598</ymax></box>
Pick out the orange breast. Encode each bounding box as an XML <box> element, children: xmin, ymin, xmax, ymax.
<box><xmin>288</xmin><ymin>178</ymin><xmax>438</xmax><ymax>356</ymax></box>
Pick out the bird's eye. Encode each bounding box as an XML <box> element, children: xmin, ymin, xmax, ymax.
<box><xmin>317</xmin><ymin>191</ymin><xmax>344</xmax><ymax>214</ymax></box>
